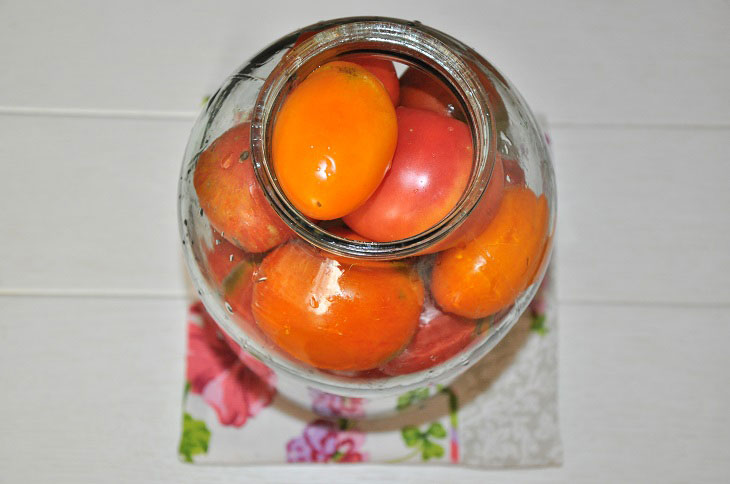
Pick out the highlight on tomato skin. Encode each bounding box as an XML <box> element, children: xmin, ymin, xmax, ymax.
<box><xmin>193</xmin><ymin>123</ymin><xmax>293</xmax><ymax>252</ymax></box>
<box><xmin>251</xmin><ymin>240</ymin><xmax>425</xmax><ymax>371</ymax></box>
<box><xmin>272</xmin><ymin>61</ymin><xmax>398</xmax><ymax>221</ymax></box>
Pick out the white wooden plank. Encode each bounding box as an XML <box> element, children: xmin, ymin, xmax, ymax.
<box><xmin>1</xmin><ymin>0</ymin><xmax>728</xmax><ymax>126</ymax></box>
<box><xmin>0</xmin><ymin>114</ymin><xmax>190</xmax><ymax>295</ymax></box>
<box><xmin>1</xmin><ymin>296</ymin><xmax>728</xmax><ymax>482</ymax></box>
<box><xmin>2</xmin><ymin>115</ymin><xmax>728</xmax><ymax>305</ymax></box>
<box><xmin>553</xmin><ymin>125</ymin><xmax>730</xmax><ymax>305</ymax></box>
<box><xmin>558</xmin><ymin>303</ymin><xmax>730</xmax><ymax>483</ymax></box>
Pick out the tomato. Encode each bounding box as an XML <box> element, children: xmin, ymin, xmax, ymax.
<box><xmin>326</xmin><ymin>226</ymin><xmax>410</xmax><ymax>269</ymax></box>
<box><xmin>343</xmin><ymin>107</ymin><xmax>472</xmax><ymax>241</ymax></box>
<box><xmin>431</xmin><ymin>186</ymin><xmax>550</xmax><ymax>318</ymax></box>
<box><xmin>204</xmin><ymin>229</ymin><xmax>247</xmax><ymax>286</ymax></box>
<box><xmin>272</xmin><ymin>61</ymin><xmax>397</xmax><ymax>220</ymax></box>
<box><xmin>381</xmin><ymin>301</ymin><xmax>479</xmax><ymax>376</ymax></box>
<box><xmin>400</xmin><ymin>63</ymin><xmax>510</xmax><ymax>136</ymax></box>
<box><xmin>223</xmin><ymin>259</ymin><xmax>259</xmax><ymax>333</ymax></box>
<box><xmin>252</xmin><ymin>241</ymin><xmax>424</xmax><ymax>371</ymax></box>
<box><xmin>292</xmin><ymin>32</ymin><xmax>399</xmax><ymax>106</ymax></box>
<box><xmin>327</xmin><ymin>225</ymin><xmax>370</xmax><ymax>242</ymax></box>
<box><xmin>399</xmin><ymin>67</ymin><xmax>463</xmax><ymax>119</ymax></box>
<box><xmin>348</xmin><ymin>55</ymin><xmax>400</xmax><ymax>105</ymax></box>
<box><xmin>291</xmin><ymin>28</ymin><xmax>319</xmax><ymax>48</ymax></box>
<box><xmin>203</xmin><ymin>229</ymin><xmax>259</xmax><ymax>330</ymax></box>
<box><xmin>422</xmin><ymin>153</ymin><xmax>505</xmax><ymax>255</ymax></box>
<box><xmin>193</xmin><ymin>123</ymin><xmax>292</xmax><ymax>252</ymax></box>
<box><xmin>502</xmin><ymin>155</ymin><xmax>526</xmax><ymax>186</ymax></box>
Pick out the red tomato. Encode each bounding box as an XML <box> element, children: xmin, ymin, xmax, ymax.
<box><xmin>223</xmin><ymin>259</ymin><xmax>258</xmax><ymax>332</ymax></box>
<box><xmin>502</xmin><ymin>156</ymin><xmax>526</xmax><ymax>186</ymax></box>
<box><xmin>422</xmin><ymin>152</ymin><xmax>504</xmax><ymax>255</ymax></box>
<box><xmin>343</xmin><ymin>106</ymin><xmax>473</xmax><ymax>242</ymax></box>
<box><xmin>348</xmin><ymin>55</ymin><xmax>400</xmax><ymax>105</ymax></box>
<box><xmin>327</xmin><ymin>225</ymin><xmax>370</xmax><ymax>242</ymax></box>
<box><xmin>399</xmin><ymin>67</ymin><xmax>463</xmax><ymax>119</ymax></box>
<box><xmin>291</xmin><ymin>29</ymin><xmax>319</xmax><ymax>48</ymax></box>
<box><xmin>204</xmin><ymin>229</ymin><xmax>247</xmax><ymax>286</ymax></box>
<box><xmin>204</xmin><ymin>229</ymin><xmax>259</xmax><ymax>330</ymax></box>
<box><xmin>382</xmin><ymin>301</ymin><xmax>479</xmax><ymax>376</ymax></box>
<box><xmin>193</xmin><ymin>123</ymin><xmax>293</xmax><ymax>252</ymax></box>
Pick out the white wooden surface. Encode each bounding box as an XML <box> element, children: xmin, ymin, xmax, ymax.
<box><xmin>1</xmin><ymin>1</ymin><xmax>729</xmax><ymax>482</ymax></box>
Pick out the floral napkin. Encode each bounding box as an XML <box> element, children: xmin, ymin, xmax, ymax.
<box><xmin>178</xmin><ymin>265</ymin><xmax>562</xmax><ymax>467</ymax></box>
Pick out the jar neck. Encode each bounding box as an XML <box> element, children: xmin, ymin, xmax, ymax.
<box><xmin>251</xmin><ymin>18</ymin><xmax>496</xmax><ymax>260</ymax></box>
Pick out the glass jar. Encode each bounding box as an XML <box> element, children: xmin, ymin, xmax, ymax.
<box><xmin>178</xmin><ymin>17</ymin><xmax>556</xmax><ymax>417</ymax></box>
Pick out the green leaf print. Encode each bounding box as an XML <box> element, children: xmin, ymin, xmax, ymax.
<box><xmin>179</xmin><ymin>413</ymin><xmax>211</xmax><ymax>463</ymax></box>
<box><xmin>422</xmin><ymin>439</ymin><xmax>445</xmax><ymax>460</ymax></box>
<box><xmin>401</xmin><ymin>426</ymin><xmax>422</xmax><ymax>447</ymax></box>
<box><xmin>531</xmin><ymin>314</ymin><xmax>548</xmax><ymax>335</ymax></box>
<box><xmin>388</xmin><ymin>386</ymin><xmax>460</xmax><ymax>463</ymax></box>
<box><xmin>426</xmin><ymin>422</ymin><xmax>447</xmax><ymax>438</ymax></box>
<box><xmin>390</xmin><ymin>422</ymin><xmax>446</xmax><ymax>462</ymax></box>
<box><xmin>396</xmin><ymin>387</ymin><xmax>431</xmax><ymax>411</ymax></box>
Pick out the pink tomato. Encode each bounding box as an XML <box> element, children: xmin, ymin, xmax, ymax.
<box><xmin>344</xmin><ymin>106</ymin><xmax>473</xmax><ymax>242</ymax></box>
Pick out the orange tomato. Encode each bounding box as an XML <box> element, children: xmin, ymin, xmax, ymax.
<box><xmin>252</xmin><ymin>241</ymin><xmax>424</xmax><ymax>371</ymax></box>
<box><xmin>431</xmin><ymin>186</ymin><xmax>549</xmax><ymax>318</ymax></box>
<box><xmin>272</xmin><ymin>61</ymin><xmax>398</xmax><ymax>220</ymax></box>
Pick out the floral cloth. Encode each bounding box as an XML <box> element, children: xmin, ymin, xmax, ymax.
<box><xmin>286</xmin><ymin>420</ymin><xmax>368</xmax><ymax>463</ymax></box>
<box><xmin>185</xmin><ymin>303</ymin><xmax>276</xmax><ymax>427</ymax></box>
<box><xmin>178</xmin><ymin>266</ymin><xmax>561</xmax><ymax>467</ymax></box>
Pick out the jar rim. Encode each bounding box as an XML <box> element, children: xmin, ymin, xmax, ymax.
<box><xmin>250</xmin><ymin>18</ymin><xmax>497</xmax><ymax>260</ymax></box>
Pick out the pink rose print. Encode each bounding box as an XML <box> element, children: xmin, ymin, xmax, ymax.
<box><xmin>286</xmin><ymin>419</ymin><xmax>368</xmax><ymax>463</ymax></box>
<box><xmin>310</xmin><ymin>389</ymin><xmax>365</xmax><ymax>419</ymax></box>
<box><xmin>186</xmin><ymin>302</ymin><xmax>276</xmax><ymax>427</ymax></box>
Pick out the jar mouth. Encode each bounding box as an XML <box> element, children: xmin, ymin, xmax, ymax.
<box><xmin>250</xmin><ymin>18</ymin><xmax>496</xmax><ymax>260</ymax></box>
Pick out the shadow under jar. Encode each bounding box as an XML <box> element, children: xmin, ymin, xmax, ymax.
<box><xmin>179</xmin><ymin>17</ymin><xmax>556</xmax><ymax>418</ymax></box>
